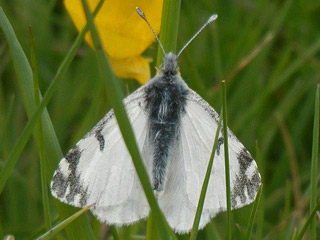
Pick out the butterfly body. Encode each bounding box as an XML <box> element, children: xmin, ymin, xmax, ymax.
<box><xmin>145</xmin><ymin>53</ymin><xmax>189</xmax><ymax>192</ymax></box>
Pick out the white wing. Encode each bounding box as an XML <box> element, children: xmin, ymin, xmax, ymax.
<box><xmin>158</xmin><ymin>90</ymin><xmax>261</xmax><ymax>233</ymax></box>
<box><xmin>51</xmin><ymin>87</ymin><xmax>151</xmax><ymax>225</ymax></box>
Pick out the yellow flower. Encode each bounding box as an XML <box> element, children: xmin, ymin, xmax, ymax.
<box><xmin>64</xmin><ymin>0</ymin><xmax>163</xmax><ymax>84</ymax></box>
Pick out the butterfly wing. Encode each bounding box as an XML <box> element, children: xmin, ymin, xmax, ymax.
<box><xmin>158</xmin><ymin>90</ymin><xmax>261</xmax><ymax>233</ymax></box>
<box><xmin>51</xmin><ymin>87</ymin><xmax>151</xmax><ymax>225</ymax></box>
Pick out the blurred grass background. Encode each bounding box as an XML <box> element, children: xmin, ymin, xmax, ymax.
<box><xmin>0</xmin><ymin>0</ymin><xmax>319</xmax><ymax>239</ymax></box>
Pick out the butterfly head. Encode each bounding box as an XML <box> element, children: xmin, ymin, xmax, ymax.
<box><xmin>161</xmin><ymin>53</ymin><xmax>179</xmax><ymax>76</ymax></box>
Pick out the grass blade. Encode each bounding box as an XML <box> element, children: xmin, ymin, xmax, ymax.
<box><xmin>37</xmin><ymin>204</ymin><xmax>94</xmax><ymax>240</ymax></box>
<box><xmin>0</xmin><ymin>3</ymin><xmax>105</xmax><ymax>239</ymax></box>
<box><xmin>235</xmin><ymin>224</ymin><xmax>246</xmax><ymax>240</ymax></box>
<box><xmin>0</xmin><ymin>1</ymin><xmax>105</xmax><ymax>194</ymax></box>
<box><xmin>190</xmin><ymin>116</ymin><xmax>222</xmax><ymax>240</ymax></box>
<box><xmin>310</xmin><ymin>83</ymin><xmax>320</xmax><ymax>239</ymax></box>
<box><xmin>0</xmin><ymin>7</ymin><xmax>62</xmax><ymax>172</ymax></box>
<box><xmin>109</xmin><ymin>226</ymin><xmax>120</xmax><ymax>240</ymax></box>
<box><xmin>296</xmin><ymin>200</ymin><xmax>320</xmax><ymax>240</ymax></box>
<box><xmin>26</xmin><ymin>217</ymin><xmax>60</xmax><ymax>240</ymax></box>
<box><xmin>291</xmin><ymin>228</ymin><xmax>297</xmax><ymax>240</ymax></box>
<box><xmin>80</xmin><ymin>1</ymin><xmax>176</xmax><ymax>239</ymax></box>
<box><xmin>276</xmin><ymin>114</ymin><xmax>301</xmax><ymax>212</ymax></box>
<box><xmin>156</xmin><ymin>0</ymin><xmax>181</xmax><ymax>65</ymax></box>
<box><xmin>147</xmin><ymin>212</ymin><xmax>159</xmax><ymax>240</ymax></box>
<box><xmin>255</xmin><ymin>142</ymin><xmax>264</xmax><ymax>240</ymax></box>
<box><xmin>29</xmin><ymin>25</ymin><xmax>52</xmax><ymax>230</ymax></box>
<box><xmin>222</xmin><ymin>80</ymin><xmax>232</xmax><ymax>240</ymax></box>
<box><xmin>245</xmin><ymin>185</ymin><xmax>263</xmax><ymax>240</ymax></box>
<box><xmin>0</xmin><ymin>94</ymin><xmax>15</xmax><ymax>156</ymax></box>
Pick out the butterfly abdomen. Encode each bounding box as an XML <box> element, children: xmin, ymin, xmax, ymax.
<box><xmin>144</xmin><ymin>72</ymin><xmax>188</xmax><ymax>192</ymax></box>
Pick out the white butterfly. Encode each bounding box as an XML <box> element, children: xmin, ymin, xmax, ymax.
<box><xmin>51</xmin><ymin>8</ymin><xmax>261</xmax><ymax>234</ymax></box>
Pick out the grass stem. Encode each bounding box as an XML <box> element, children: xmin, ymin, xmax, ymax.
<box><xmin>190</xmin><ymin>116</ymin><xmax>222</xmax><ymax>240</ymax></box>
<box><xmin>222</xmin><ymin>80</ymin><xmax>232</xmax><ymax>240</ymax></box>
<box><xmin>156</xmin><ymin>0</ymin><xmax>181</xmax><ymax>66</ymax></box>
<box><xmin>309</xmin><ymin>83</ymin><xmax>319</xmax><ymax>239</ymax></box>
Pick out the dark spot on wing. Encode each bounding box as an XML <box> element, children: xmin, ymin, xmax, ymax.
<box><xmin>51</xmin><ymin>146</ymin><xmax>88</xmax><ymax>206</ymax></box>
<box><xmin>79</xmin><ymin>189</ymin><xmax>88</xmax><ymax>206</ymax></box>
<box><xmin>95</xmin><ymin>129</ymin><xmax>105</xmax><ymax>151</ymax></box>
<box><xmin>231</xmin><ymin>148</ymin><xmax>261</xmax><ymax>208</ymax></box>
<box><xmin>216</xmin><ymin>137</ymin><xmax>224</xmax><ymax>156</ymax></box>
<box><xmin>238</xmin><ymin>148</ymin><xmax>253</xmax><ymax>170</ymax></box>
<box><xmin>65</xmin><ymin>145</ymin><xmax>82</xmax><ymax>169</ymax></box>
<box><xmin>51</xmin><ymin>166</ymin><xmax>68</xmax><ymax>198</ymax></box>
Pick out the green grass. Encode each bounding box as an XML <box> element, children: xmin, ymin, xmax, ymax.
<box><xmin>156</xmin><ymin>0</ymin><xmax>181</xmax><ymax>65</ymax></box>
<box><xmin>29</xmin><ymin>25</ymin><xmax>52</xmax><ymax>231</ymax></box>
<box><xmin>37</xmin><ymin>204</ymin><xmax>94</xmax><ymax>240</ymax></box>
<box><xmin>0</xmin><ymin>0</ymin><xmax>319</xmax><ymax>239</ymax></box>
<box><xmin>222</xmin><ymin>80</ymin><xmax>232</xmax><ymax>240</ymax></box>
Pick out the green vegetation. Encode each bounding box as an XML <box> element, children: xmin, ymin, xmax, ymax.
<box><xmin>0</xmin><ymin>0</ymin><xmax>319</xmax><ymax>239</ymax></box>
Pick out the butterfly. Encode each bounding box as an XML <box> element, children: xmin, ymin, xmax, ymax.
<box><xmin>51</xmin><ymin>7</ymin><xmax>261</xmax><ymax>233</ymax></box>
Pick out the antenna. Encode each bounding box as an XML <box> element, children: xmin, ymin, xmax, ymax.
<box><xmin>136</xmin><ymin>7</ymin><xmax>166</xmax><ymax>55</ymax></box>
<box><xmin>177</xmin><ymin>14</ymin><xmax>218</xmax><ymax>58</ymax></box>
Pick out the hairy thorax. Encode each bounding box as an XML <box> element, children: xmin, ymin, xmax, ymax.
<box><xmin>144</xmin><ymin>63</ymin><xmax>189</xmax><ymax>192</ymax></box>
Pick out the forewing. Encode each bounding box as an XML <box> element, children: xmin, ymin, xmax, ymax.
<box><xmin>51</xmin><ymin>87</ymin><xmax>151</xmax><ymax>225</ymax></box>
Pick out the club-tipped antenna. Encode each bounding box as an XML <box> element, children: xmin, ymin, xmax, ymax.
<box><xmin>177</xmin><ymin>14</ymin><xmax>218</xmax><ymax>58</ymax></box>
<box><xmin>136</xmin><ymin>7</ymin><xmax>166</xmax><ymax>55</ymax></box>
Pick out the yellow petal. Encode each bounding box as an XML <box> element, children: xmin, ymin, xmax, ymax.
<box><xmin>110</xmin><ymin>56</ymin><xmax>152</xmax><ymax>84</ymax></box>
<box><xmin>64</xmin><ymin>0</ymin><xmax>163</xmax><ymax>58</ymax></box>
